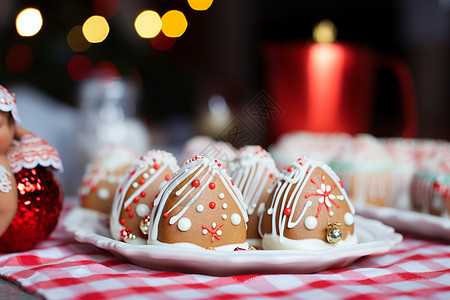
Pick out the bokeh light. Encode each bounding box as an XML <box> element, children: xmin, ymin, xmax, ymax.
<box><xmin>161</xmin><ymin>10</ymin><xmax>188</xmax><ymax>38</ymax></box>
<box><xmin>67</xmin><ymin>25</ymin><xmax>91</xmax><ymax>52</ymax></box>
<box><xmin>93</xmin><ymin>0</ymin><xmax>120</xmax><ymax>19</ymax></box>
<box><xmin>82</xmin><ymin>15</ymin><xmax>109</xmax><ymax>43</ymax></box>
<box><xmin>188</xmin><ymin>0</ymin><xmax>214</xmax><ymax>11</ymax></box>
<box><xmin>135</xmin><ymin>10</ymin><xmax>162</xmax><ymax>38</ymax></box>
<box><xmin>6</xmin><ymin>44</ymin><xmax>33</xmax><ymax>73</ymax></box>
<box><xmin>150</xmin><ymin>31</ymin><xmax>176</xmax><ymax>51</ymax></box>
<box><xmin>93</xmin><ymin>61</ymin><xmax>120</xmax><ymax>79</ymax></box>
<box><xmin>67</xmin><ymin>55</ymin><xmax>93</xmax><ymax>81</ymax></box>
<box><xmin>16</xmin><ymin>8</ymin><xmax>43</xmax><ymax>37</ymax></box>
<box><xmin>313</xmin><ymin>19</ymin><xmax>337</xmax><ymax>43</ymax></box>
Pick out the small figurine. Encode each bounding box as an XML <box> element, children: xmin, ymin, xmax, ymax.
<box><xmin>0</xmin><ymin>85</ymin><xmax>63</xmax><ymax>252</ymax></box>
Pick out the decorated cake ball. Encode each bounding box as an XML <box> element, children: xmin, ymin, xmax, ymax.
<box><xmin>229</xmin><ymin>145</ymin><xmax>279</xmax><ymax>247</ymax></box>
<box><xmin>80</xmin><ymin>144</ymin><xmax>139</xmax><ymax>213</ymax></box>
<box><xmin>180</xmin><ymin>135</ymin><xmax>237</xmax><ymax>168</ymax></box>
<box><xmin>147</xmin><ymin>155</ymin><xmax>249</xmax><ymax>251</ymax></box>
<box><xmin>330</xmin><ymin>134</ymin><xmax>398</xmax><ymax>207</ymax></box>
<box><xmin>110</xmin><ymin>149</ymin><xmax>179</xmax><ymax>244</ymax></box>
<box><xmin>410</xmin><ymin>144</ymin><xmax>450</xmax><ymax>217</ymax></box>
<box><xmin>259</xmin><ymin>156</ymin><xmax>357</xmax><ymax>250</ymax></box>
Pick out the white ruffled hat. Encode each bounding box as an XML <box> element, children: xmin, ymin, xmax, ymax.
<box><xmin>0</xmin><ymin>85</ymin><xmax>21</xmax><ymax>124</ymax></box>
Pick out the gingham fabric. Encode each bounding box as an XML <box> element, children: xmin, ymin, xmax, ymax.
<box><xmin>1</xmin><ymin>201</ymin><xmax>449</xmax><ymax>300</ymax></box>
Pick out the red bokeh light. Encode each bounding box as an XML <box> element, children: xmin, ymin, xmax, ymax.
<box><xmin>93</xmin><ymin>0</ymin><xmax>120</xmax><ymax>19</ymax></box>
<box><xmin>150</xmin><ymin>32</ymin><xmax>176</xmax><ymax>51</ymax></box>
<box><xmin>67</xmin><ymin>55</ymin><xmax>93</xmax><ymax>81</ymax></box>
<box><xmin>6</xmin><ymin>44</ymin><xmax>33</xmax><ymax>73</ymax></box>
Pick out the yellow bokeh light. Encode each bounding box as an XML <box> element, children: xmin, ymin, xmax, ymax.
<box><xmin>313</xmin><ymin>19</ymin><xmax>337</xmax><ymax>43</ymax></box>
<box><xmin>16</xmin><ymin>8</ymin><xmax>43</xmax><ymax>37</ymax></box>
<box><xmin>161</xmin><ymin>10</ymin><xmax>188</xmax><ymax>38</ymax></box>
<box><xmin>134</xmin><ymin>10</ymin><xmax>162</xmax><ymax>38</ymax></box>
<box><xmin>67</xmin><ymin>25</ymin><xmax>91</xmax><ymax>52</ymax></box>
<box><xmin>82</xmin><ymin>15</ymin><xmax>109</xmax><ymax>43</ymax></box>
<box><xmin>188</xmin><ymin>0</ymin><xmax>214</xmax><ymax>11</ymax></box>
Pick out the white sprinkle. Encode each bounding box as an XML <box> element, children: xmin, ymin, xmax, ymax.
<box><xmin>304</xmin><ymin>216</ymin><xmax>317</xmax><ymax>230</ymax></box>
<box><xmin>97</xmin><ymin>188</ymin><xmax>110</xmax><ymax>200</ymax></box>
<box><xmin>267</xmin><ymin>208</ymin><xmax>273</xmax><ymax>215</ymax></box>
<box><xmin>196</xmin><ymin>205</ymin><xmax>204</xmax><ymax>212</ymax></box>
<box><xmin>149</xmin><ymin>169</ymin><xmax>155</xmax><ymax>174</ymax></box>
<box><xmin>140</xmin><ymin>163</ymin><xmax>145</xmax><ymax>169</ymax></box>
<box><xmin>202</xmin><ymin>229</ymin><xmax>208</xmax><ymax>235</ymax></box>
<box><xmin>230</xmin><ymin>213</ymin><xmax>241</xmax><ymax>226</ymax></box>
<box><xmin>329</xmin><ymin>210</ymin><xmax>334</xmax><ymax>216</ymax></box>
<box><xmin>177</xmin><ymin>218</ymin><xmax>191</xmax><ymax>232</ymax></box>
<box><xmin>132</xmin><ymin>182</ymin><xmax>138</xmax><ymax>188</ymax></box>
<box><xmin>222</xmin><ymin>214</ymin><xmax>227</xmax><ymax>220</ymax></box>
<box><xmin>143</xmin><ymin>173</ymin><xmax>150</xmax><ymax>179</ymax></box>
<box><xmin>222</xmin><ymin>203</ymin><xmax>228</xmax><ymax>209</ymax></box>
<box><xmin>344</xmin><ymin>213</ymin><xmax>354</xmax><ymax>226</ymax></box>
<box><xmin>212</xmin><ymin>222</ymin><xmax>216</xmax><ymax>228</ymax></box>
<box><xmin>217</xmin><ymin>230</ymin><xmax>222</xmax><ymax>236</ymax></box>
<box><xmin>136</xmin><ymin>204</ymin><xmax>150</xmax><ymax>217</ymax></box>
<box><xmin>219</xmin><ymin>193</ymin><xmax>224</xmax><ymax>199</ymax></box>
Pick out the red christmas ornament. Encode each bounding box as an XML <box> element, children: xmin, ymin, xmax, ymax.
<box><xmin>0</xmin><ymin>166</ymin><xmax>63</xmax><ymax>252</ymax></box>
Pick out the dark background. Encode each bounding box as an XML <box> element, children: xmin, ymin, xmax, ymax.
<box><xmin>0</xmin><ymin>0</ymin><xmax>449</xmax><ymax>144</ymax></box>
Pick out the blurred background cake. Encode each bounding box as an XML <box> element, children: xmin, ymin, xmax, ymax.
<box><xmin>80</xmin><ymin>144</ymin><xmax>139</xmax><ymax>213</ymax></box>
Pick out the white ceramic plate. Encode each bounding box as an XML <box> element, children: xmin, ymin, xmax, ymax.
<box><xmin>356</xmin><ymin>205</ymin><xmax>450</xmax><ymax>241</ymax></box>
<box><xmin>63</xmin><ymin>206</ymin><xmax>402</xmax><ymax>276</ymax></box>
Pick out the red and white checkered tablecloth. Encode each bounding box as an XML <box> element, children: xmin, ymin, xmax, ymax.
<box><xmin>1</xmin><ymin>201</ymin><xmax>450</xmax><ymax>300</ymax></box>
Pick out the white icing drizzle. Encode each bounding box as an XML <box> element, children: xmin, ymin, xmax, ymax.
<box><xmin>230</xmin><ymin>145</ymin><xmax>279</xmax><ymax>215</ymax></box>
<box><xmin>110</xmin><ymin>149</ymin><xmax>179</xmax><ymax>242</ymax></box>
<box><xmin>258</xmin><ymin>156</ymin><xmax>355</xmax><ymax>243</ymax></box>
<box><xmin>149</xmin><ymin>155</ymin><xmax>248</xmax><ymax>242</ymax></box>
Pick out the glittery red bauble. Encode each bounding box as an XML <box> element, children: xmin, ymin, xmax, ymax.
<box><xmin>0</xmin><ymin>166</ymin><xmax>63</xmax><ymax>252</ymax></box>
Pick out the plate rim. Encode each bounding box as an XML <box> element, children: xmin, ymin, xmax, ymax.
<box><xmin>63</xmin><ymin>206</ymin><xmax>403</xmax><ymax>275</ymax></box>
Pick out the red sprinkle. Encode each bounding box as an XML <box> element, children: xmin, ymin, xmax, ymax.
<box><xmin>119</xmin><ymin>187</ymin><xmax>123</xmax><ymax>193</ymax></box>
<box><xmin>130</xmin><ymin>169</ymin><xmax>136</xmax><ymax>176</ymax></box>
<box><xmin>151</xmin><ymin>201</ymin><xmax>155</xmax><ymax>207</ymax></box>
<box><xmin>163</xmin><ymin>212</ymin><xmax>169</xmax><ymax>218</ymax></box>
<box><xmin>165</xmin><ymin>175</ymin><xmax>171</xmax><ymax>181</ymax></box>
<box><xmin>154</xmin><ymin>164</ymin><xmax>160</xmax><ymax>170</ymax></box>
<box><xmin>269</xmin><ymin>173</ymin><xmax>273</xmax><ymax>178</ymax></box>
<box><xmin>192</xmin><ymin>179</ymin><xmax>200</xmax><ymax>188</ymax></box>
<box><xmin>209</xmin><ymin>182</ymin><xmax>215</xmax><ymax>190</ymax></box>
<box><xmin>129</xmin><ymin>212</ymin><xmax>134</xmax><ymax>218</ymax></box>
<box><xmin>120</xmin><ymin>219</ymin><xmax>126</xmax><ymax>225</ymax></box>
<box><xmin>133</xmin><ymin>197</ymin><xmax>139</xmax><ymax>203</ymax></box>
<box><xmin>217</xmin><ymin>163</ymin><xmax>222</xmax><ymax>167</ymax></box>
<box><xmin>286</xmin><ymin>167</ymin><xmax>292</xmax><ymax>172</ymax></box>
<box><xmin>209</xmin><ymin>202</ymin><xmax>216</xmax><ymax>209</ymax></box>
<box><xmin>139</xmin><ymin>179</ymin><xmax>146</xmax><ymax>185</ymax></box>
<box><xmin>339</xmin><ymin>181</ymin><xmax>344</xmax><ymax>188</ymax></box>
<box><xmin>126</xmin><ymin>205</ymin><xmax>131</xmax><ymax>211</ymax></box>
<box><xmin>284</xmin><ymin>207</ymin><xmax>292</xmax><ymax>216</ymax></box>
<box><xmin>140</xmin><ymin>191</ymin><xmax>146</xmax><ymax>197</ymax></box>
<box><xmin>155</xmin><ymin>193</ymin><xmax>159</xmax><ymax>199</ymax></box>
